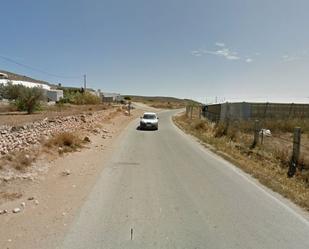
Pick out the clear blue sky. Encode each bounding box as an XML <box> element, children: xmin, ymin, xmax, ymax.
<box><xmin>1</xmin><ymin>0</ymin><xmax>309</xmax><ymax>103</ymax></box>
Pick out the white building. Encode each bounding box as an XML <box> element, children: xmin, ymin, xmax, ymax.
<box><xmin>0</xmin><ymin>78</ymin><xmax>51</xmax><ymax>90</ymax></box>
<box><xmin>0</xmin><ymin>72</ymin><xmax>63</xmax><ymax>102</ymax></box>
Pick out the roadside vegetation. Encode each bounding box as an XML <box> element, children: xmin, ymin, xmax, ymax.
<box><xmin>44</xmin><ymin>132</ymin><xmax>85</xmax><ymax>154</ymax></box>
<box><xmin>0</xmin><ymin>131</ymin><xmax>88</xmax><ymax>173</ymax></box>
<box><xmin>59</xmin><ymin>88</ymin><xmax>101</xmax><ymax>105</ymax></box>
<box><xmin>174</xmin><ymin>113</ymin><xmax>309</xmax><ymax>210</ymax></box>
<box><xmin>0</xmin><ymin>82</ymin><xmax>44</xmax><ymax>114</ymax></box>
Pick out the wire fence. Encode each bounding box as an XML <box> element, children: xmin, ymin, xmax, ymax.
<box><xmin>185</xmin><ymin>104</ymin><xmax>309</xmax><ymax>177</ymax></box>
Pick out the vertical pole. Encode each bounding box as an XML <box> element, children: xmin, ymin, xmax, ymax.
<box><xmin>251</xmin><ymin>120</ymin><xmax>259</xmax><ymax>148</ymax></box>
<box><xmin>128</xmin><ymin>101</ymin><xmax>131</xmax><ymax>116</ymax></box>
<box><xmin>199</xmin><ymin>106</ymin><xmax>202</xmax><ymax>119</ymax></box>
<box><xmin>292</xmin><ymin>127</ymin><xmax>301</xmax><ymax>164</ymax></box>
<box><xmin>83</xmin><ymin>74</ymin><xmax>87</xmax><ymax>91</ymax></box>
<box><xmin>190</xmin><ymin>106</ymin><xmax>193</xmax><ymax>119</ymax></box>
<box><xmin>288</xmin><ymin>127</ymin><xmax>301</xmax><ymax>177</ymax></box>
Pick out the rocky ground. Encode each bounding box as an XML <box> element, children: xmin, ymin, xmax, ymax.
<box><xmin>0</xmin><ymin>106</ymin><xmax>143</xmax><ymax>249</ymax></box>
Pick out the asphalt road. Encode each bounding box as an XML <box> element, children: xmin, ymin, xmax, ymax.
<box><xmin>60</xmin><ymin>110</ymin><xmax>309</xmax><ymax>249</ymax></box>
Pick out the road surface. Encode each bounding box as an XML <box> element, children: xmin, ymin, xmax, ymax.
<box><xmin>60</xmin><ymin>110</ymin><xmax>309</xmax><ymax>249</ymax></box>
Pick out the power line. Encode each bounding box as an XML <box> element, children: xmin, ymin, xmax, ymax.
<box><xmin>0</xmin><ymin>54</ymin><xmax>81</xmax><ymax>79</ymax></box>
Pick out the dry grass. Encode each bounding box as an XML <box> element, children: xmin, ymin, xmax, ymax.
<box><xmin>0</xmin><ymin>102</ymin><xmax>18</xmax><ymax>113</ymax></box>
<box><xmin>0</xmin><ymin>150</ymin><xmax>38</xmax><ymax>171</ymax></box>
<box><xmin>0</xmin><ymin>191</ymin><xmax>22</xmax><ymax>201</ymax></box>
<box><xmin>0</xmin><ymin>132</ymin><xmax>88</xmax><ymax>173</ymax></box>
<box><xmin>237</xmin><ymin>118</ymin><xmax>309</xmax><ymax>134</ymax></box>
<box><xmin>44</xmin><ymin>132</ymin><xmax>83</xmax><ymax>153</ymax></box>
<box><xmin>174</xmin><ymin>113</ymin><xmax>309</xmax><ymax>211</ymax></box>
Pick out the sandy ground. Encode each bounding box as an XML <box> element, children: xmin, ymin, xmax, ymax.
<box><xmin>0</xmin><ymin>108</ymin><xmax>144</xmax><ymax>249</ymax></box>
<box><xmin>0</xmin><ymin>104</ymin><xmax>112</xmax><ymax>127</ymax></box>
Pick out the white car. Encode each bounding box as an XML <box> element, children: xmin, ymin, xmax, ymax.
<box><xmin>139</xmin><ymin>112</ymin><xmax>159</xmax><ymax>130</ymax></box>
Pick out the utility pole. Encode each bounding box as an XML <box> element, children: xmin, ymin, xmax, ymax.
<box><xmin>83</xmin><ymin>74</ymin><xmax>87</xmax><ymax>91</ymax></box>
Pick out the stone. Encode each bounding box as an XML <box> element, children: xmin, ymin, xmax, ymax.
<box><xmin>92</xmin><ymin>128</ymin><xmax>100</xmax><ymax>134</ymax></box>
<box><xmin>0</xmin><ymin>209</ymin><xmax>8</xmax><ymax>215</ymax></box>
<box><xmin>58</xmin><ymin>147</ymin><xmax>64</xmax><ymax>153</ymax></box>
<box><xmin>21</xmin><ymin>202</ymin><xmax>26</xmax><ymax>208</ymax></box>
<box><xmin>62</xmin><ymin>169</ymin><xmax>71</xmax><ymax>176</ymax></box>
<box><xmin>12</xmin><ymin>207</ymin><xmax>21</xmax><ymax>213</ymax></box>
<box><xmin>83</xmin><ymin>136</ymin><xmax>91</xmax><ymax>143</ymax></box>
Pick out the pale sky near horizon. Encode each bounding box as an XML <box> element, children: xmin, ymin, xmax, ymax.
<box><xmin>0</xmin><ymin>0</ymin><xmax>308</xmax><ymax>103</ymax></box>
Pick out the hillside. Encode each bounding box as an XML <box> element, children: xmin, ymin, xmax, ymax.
<box><xmin>125</xmin><ymin>95</ymin><xmax>201</xmax><ymax>109</ymax></box>
<box><xmin>0</xmin><ymin>69</ymin><xmax>53</xmax><ymax>86</ymax></box>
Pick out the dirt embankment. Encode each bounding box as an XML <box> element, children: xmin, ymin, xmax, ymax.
<box><xmin>0</xmin><ymin>106</ymin><xmax>143</xmax><ymax>249</ymax></box>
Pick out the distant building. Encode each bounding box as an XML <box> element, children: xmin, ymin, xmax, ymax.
<box><xmin>100</xmin><ymin>92</ymin><xmax>123</xmax><ymax>102</ymax></box>
<box><xmin>46</xmin><ymin>89</ymin><xmax>64</xmax><ymax>102</ymax></box>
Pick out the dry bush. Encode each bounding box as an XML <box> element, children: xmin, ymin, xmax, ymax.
<box><xmin>13</xmin><ymin>151</ymin><xmax>37</xmax><ymax>171</ymax></box>
<box><xmin>214</xmin><ymin>122</ymin><xmax>227</xmax><ymax>138</ymax></box>
<box><xmin>297</xmin><ymin>171</ymin><xmax>309</xmax><ymax>187</ymax></box>
<box><xmin>45</xmin><ymin>132</ymin><xmax>83</xmax><ymax>153</ymax></box>
<box><xmin>273</xmin><ymin>148</ymin><xmax>290</xmax><ymax>167</ymax></box>
<box><xmin>192</xmin><ymin>120</ymin><xmax>207</xmax><ymax>130</ymax></box>
<box><xmin>226</xmin><ymin>126</ymin><xmax>239</xmax><ymax>141</ymax></box>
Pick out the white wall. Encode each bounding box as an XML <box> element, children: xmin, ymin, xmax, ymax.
<box><xmin>0</xmin><ymin>79</ymin><xmax>51</xmax><ymax>90</ymax></box>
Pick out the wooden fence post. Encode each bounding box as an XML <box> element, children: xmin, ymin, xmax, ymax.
<box><xmin>288</xmin><ymin>127</ymin><xmax>301</xmax><ymax>177</ymax></box>
<box><xmin>190</xmin><ymin>106</ymin><xmax>193</xmax><ymax>119</ymax></box>
<box><xmin>251</xmin><ymin>120</ymin><xmax>260</xmax><ymax>149</ymax></box>
<box><xmin>186</xmin><ymin>106</ymin><xmax>189</xmax><ymax>116</ymax></box>
<box><xmin>199</xmin><ymin>106</ymin><xmax>202</xmax><ymax>119</ymax></box>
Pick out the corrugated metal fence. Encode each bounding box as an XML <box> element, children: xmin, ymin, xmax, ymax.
<box><xmin>202</xmin><ymin>102</ymin><xmax>309</xmax><ymax>121</ymax></box>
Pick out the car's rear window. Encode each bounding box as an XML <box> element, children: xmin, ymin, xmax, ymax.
<box><xmin>143</xmin><ymin>114</ymin><xmax>156</xmax><ymax>119</ymax></box>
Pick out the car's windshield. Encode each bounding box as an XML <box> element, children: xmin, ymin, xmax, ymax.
<box><xmin>143</xmin><ymin>114</ymin><xmax>156</xmax><ymax>119</ymax></box>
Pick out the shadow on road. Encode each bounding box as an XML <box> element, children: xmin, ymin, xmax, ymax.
<box><xmin>136</xmin><ymin>126</ymin><xmax>158</xmax><ymax>131</ymax></box>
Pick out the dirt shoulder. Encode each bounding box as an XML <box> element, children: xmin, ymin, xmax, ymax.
<box><xmin>173</xmin><ymin>113</ymin><xmax>309</xmax><ymax>212</ymax></box>
<box><xmin>0</xmin><ymin>108</ymin><xmax>143</xmax><ymax>249</ymax></box>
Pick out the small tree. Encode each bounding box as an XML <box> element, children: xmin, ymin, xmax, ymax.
<box><xmin>0</xmin><ymin>83</ymin><xmax>45</xmax><ymax>114</ymax></box>
<box><xmin>15</xmin><ymin>87</ymin><xmax>45</xmax><ymax>114</ymax></box>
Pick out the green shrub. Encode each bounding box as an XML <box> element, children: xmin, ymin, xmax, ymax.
<box><xmin>15</xmin><ymin>87</ymin><xmax>45</xmax><ymax>114</ymax></box>
<box><xmin>0</xmin><ymin>82</ymin><xmax>45</xmax><ymax>114</ymax></box>
<box><xmin>60</xmin><ymin>89</ymin><xmax>101</xmax><ymax>105</ymax></box>
<box><xmin>71</xmin><ymin>92</ymin><xmax>101</xmax><ymax>105</ymax></box>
